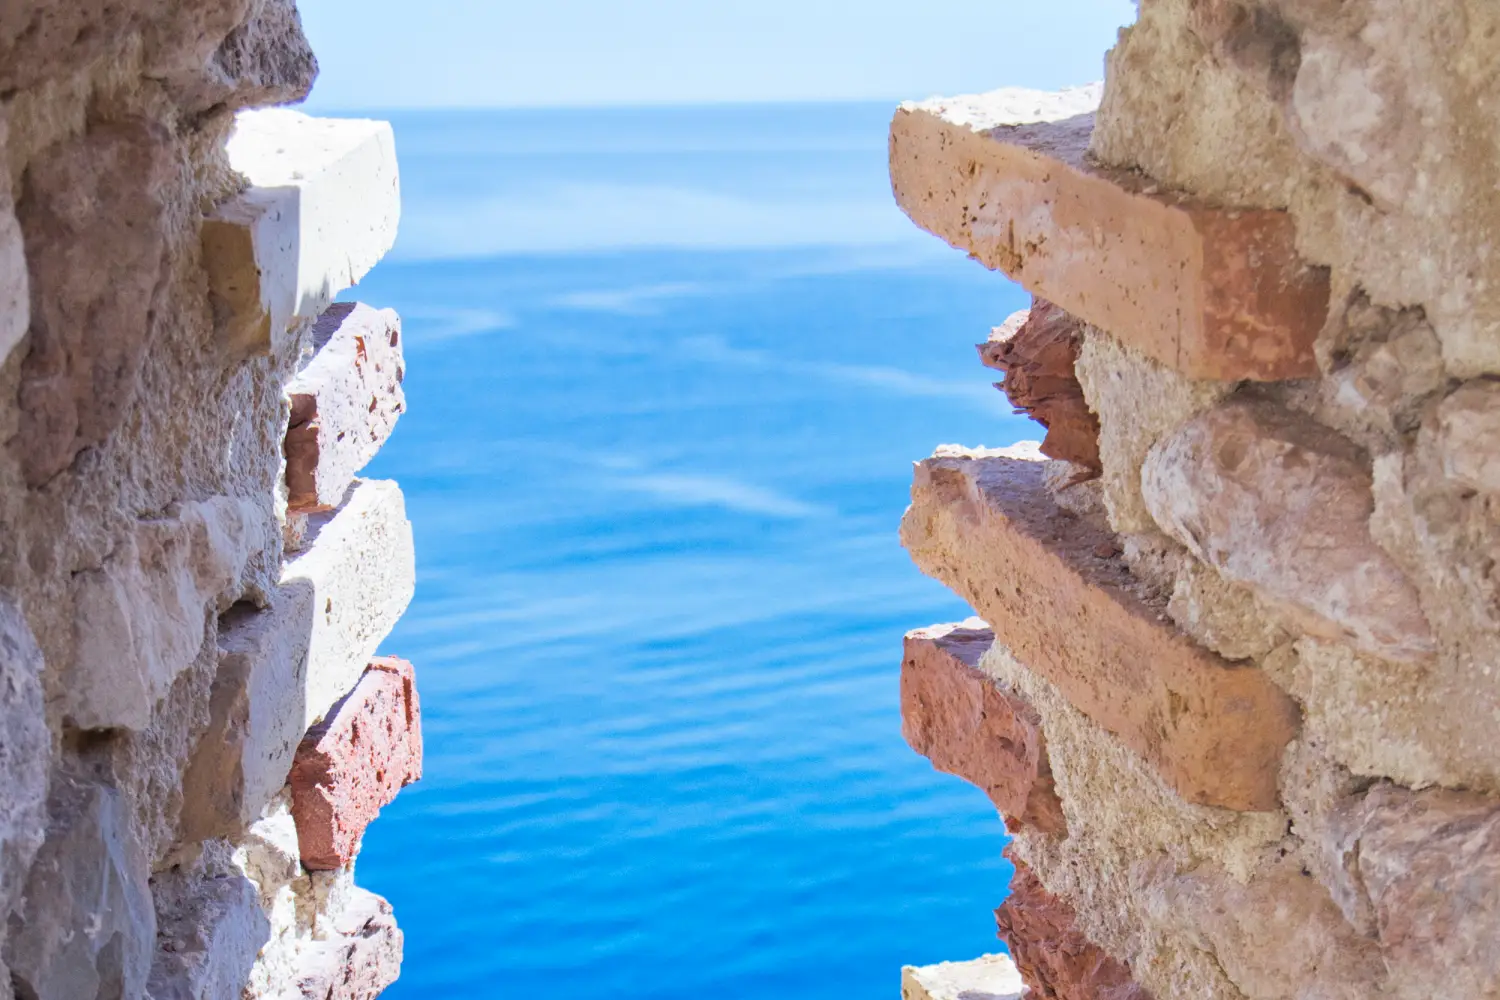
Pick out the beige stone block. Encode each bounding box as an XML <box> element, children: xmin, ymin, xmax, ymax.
<box><xmin>1142</xmin><ymin>397</ymin><xmax>1434</xmax><ymax>663</ymax></box>
<box><xmin>901</xmin><ymin>446</ymin><xmax>1299</xmax><ymax>811</ymax></box>
<box><xmin>285</xmin><ymin>303</ymin><xmax>406</xmax><ymax>513</ymax></box>
<box><xmin>901</xmin><ymin>954</ymin><xmax>1024</xmax><ymax>1000</ymax></box>
<box><xmin>203</xmin><ymin>110</ymin><xmax>400</xmax><ymax>356</ymax></box>
<box><xmin>889</xmin><ymin>89</ymin><xmax>1329</xmax><ymax>381</ymax></box>
<box><xmin>1436</xmin><ymin>381</ymin><xmax>1500</xmax><ymax>495</ymax></box>
<box><xmin>281</xmin><ymin>478</ymin><xmax>415</xmax><ymax>730</ymax></box>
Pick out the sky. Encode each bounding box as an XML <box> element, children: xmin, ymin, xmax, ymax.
<box><xmin>297</xmin><ymin>0</ymin><xmax>1137</xmax><ymax>110</ymax></box>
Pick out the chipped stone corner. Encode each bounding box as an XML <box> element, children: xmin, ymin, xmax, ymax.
<box><xmin>889</xmin><ymin>3</ymin><xmax>1500</xmax><ymax>997</ymax></box>
<box><xmin>0</xmin><ymin>6</ymin><xmax>420</xmax><ymax>997</ymax></box>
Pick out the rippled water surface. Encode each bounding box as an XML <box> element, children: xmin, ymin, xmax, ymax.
<box><xmin>348</xmin><ymin>104</ymin><xmax>1034</xmax><ymax>998</ymax></box>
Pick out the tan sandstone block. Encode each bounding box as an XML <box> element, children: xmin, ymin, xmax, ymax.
<box><xmin>901</xmin><ymin>954</ymin><xmax>1025</xmax><ymax>1000</ymax></box>
<box><xmin>889</xmin><ymin>89</ymin><xmax>1329</xmax><ymax>381</ymax></box>
<box><xmin>203</xmin><ymin>110</ymin><xmax>400</xmax><ymax>356</ymax></box>
<box><xmin>901</xmin><ymin>447</ymin><xmax>1299</xmax><ymax>811</ymax></box>
<box><xmin>285</xmin><ymin>303</ymin><xmax>406</xmax><ymax>513</ymax></box>
<box><xmin>1142</xmin><ymin>397</ymin><xmax>1434</xmax><ymax>663</ymax></box>
<box><xmin>281</xmin><ymin>478</ymin><xmax>415</xmax><ymax>731</ymax></box>
<box><xmin>902</xmin><ymin>621</ymin><xmax>1066</xmax><ymax>835</ymax></box>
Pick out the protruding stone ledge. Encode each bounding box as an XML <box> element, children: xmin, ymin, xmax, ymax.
<box><xmin>292</xmin><ymin>885</ymin><xmax>403</xmax><ymax>1000</ymax></box>
<box><xmin>902</xmin><ymin>620</ymin><xmax>1067</xmax><ymax>835</ymax></box>
<box><xmin>901</xmin><ymin>446</ymin><xmax>1299</xmax><ymax>811</ymax></box>
<box><xmin>202</xmin><ymin>110</ymin><xmax>400</xmax><ymax>357</ymax></box>
<box><xmin>282</xmin><ymin>479</ymin><xmax>416</xmax><ymax>731</ymax></box>
<box><xmin>981</xmin><ymin>299</ymin><xmax>1100</xmax><ymax>472</ymax></box>
<box><xmin>285</xmin><ymin>303</ymin><xmax>406</xmax><ymax>513</ymax></box>
<box><xmin>889</xmin><ymin>89</ymin><xmax>1329</xmax><ymax>381</ymax></box>
<box><xmin>996</xmin><ymin>856</ymin><xmax>1152</xmax><ymax>1000</ymax></box>
<box><xmin>901</xmin><ymin>953</ymin><xmax>1025</xmax><ymax>1000</ymax></box>
<box><xmin>290</xmin><ymin>657</ymin><xmax>422</xmax><ymax>871</ymax></box>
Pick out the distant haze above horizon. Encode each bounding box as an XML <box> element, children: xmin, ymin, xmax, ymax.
<box><xmin>297</xmin><ymin>0</ymin><xmax>1136</xmax><ymax>111</ymax></box>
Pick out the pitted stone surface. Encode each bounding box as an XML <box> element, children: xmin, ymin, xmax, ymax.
<box><xmin>901</xmin><ymin>953</ymin><xmax>1026</xmax><ymax>1000</ymax></box>
<box><xmin>997</xmin><ymin>858</ymin><xmax>1151</xmax><ymax>1000</ymax></box>
<box><xmin>0</xmin><ymin>117</ymin><xmax>26</xmax><ymax>367</ymax></box>
<box><xmin>285</xmin><ymin>303</ymin><xmax>406</xmax><ymax>512</ymax></box>
<box><xmin>0</xmin><ymin>599</ymin><xmax>48</xmax><ymax>920</ymax></box>
<box><xmin>291</xmin><ymin>886</ymin><xmax>403</xmax><ymax>1000</ymax></box>
<box><xmin>281</xmin><ymin>478</ymin><xmax>415</xmax><ymax>730</ymax></box>
<box><xmin>890</xmin><ymin>94</ymin><xmax>1329</xmax><ymax>381</ymax></box>
<box><xmin>290</xmin><ymin>657</ymin><xmax>422</xmax><ymax>871</ymax></box>
<box><xmin>202</xmin><ymin>110</ymin><xmax>401</xmax><ymax>356</ymax></box>
<box><xmin>981</xmin><ymin>301</ymin><xmax>1100</xmax><ymax>472</ymax></box>
<box><xmin>67</xmin><ymin>496</ymin><xmax>269</xmax><ymax>732</ymax></box>
<box><xmin>146</xmin><ymin>847</ymin><xmax>269</xmax><ymax>1000</ymax></box>
<box><xmin>1142</xmin><ymin>397</ymin><xmax>1434</xmax><ymax>663</ymax></box>
<box><xmin>902</xmin><ymin>446</ymin><xmax>1298</xmax><ymax>811</ymax></box>
<box><xmin>180</xmin><ymin>585</ymin><xmax>317</xmax><ymax>842</ymax></box>
<box><xmin>902</xmin><ymin>621</ymin><xmax>1066</xmax><ymax>834</ymax></box>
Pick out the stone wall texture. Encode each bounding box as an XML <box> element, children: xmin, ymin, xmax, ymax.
<box><xmin>890</xmin><ymin>3</ymin><xmax>1500</xmax><ymax>998</ymax></box>
<box><xmin>0</xmin><ymin>3</ymin><xmax>419</xmax><ymax>997</ymax></box>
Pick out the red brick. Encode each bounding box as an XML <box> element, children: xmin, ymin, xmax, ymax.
<box><xmin>902</xmin><ymin>622</ymin><xmax>1067</xmax><ymax>835</ymax></box>
<box><xmin>290</xmin><ymin>657</ymin><xmax>422</xmax><ymax>870</ymax></box>
<box><xmin>981</xmin><ymin>300</ymin><xmax>1100</xmax><ymax>472</ymax></box>
<box><xmin>996</xmin><ymin>854</ymin><xmax>1152</xmax><ymax>1000</ymax></box>
<box><xmin>890</xmin><ymin>105</ymin><xmax>1328</xmax><ymax>381</ymax></box>
<box><xmin>901</xmin><ymin>449</ymin><xmax>1300</xmax><ymax>811</ymax></box>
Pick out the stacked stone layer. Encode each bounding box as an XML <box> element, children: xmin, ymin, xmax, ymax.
<box><xmin>890</xmin><ymin>5</ymin><xmax>1500</xmax><ymax>997</ymax></box>
<box><xmin>0</xmin><ymin>7</ymin><xmax>421</xmax><ymax>997</ymax></box>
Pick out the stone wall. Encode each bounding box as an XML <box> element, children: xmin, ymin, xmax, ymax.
<box><xmin>0</xmin><ymin>3</ymin><xmax>420</xmax><ymax>998</ymax></box>
<box><xmin>892</xmin><ymin>3</ymin><xmax>1500</xmax><ymax>998</ymax></box>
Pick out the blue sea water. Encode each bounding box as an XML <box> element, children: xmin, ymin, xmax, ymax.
<box><xmin>345</xmin><ymin>103</ymin><xmax>1036</xmax><ymax>998</ymax></box>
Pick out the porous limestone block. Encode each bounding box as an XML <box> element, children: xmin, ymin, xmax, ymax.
<box><xmin>285</xmin><ymin>303</ymin><xmax>406</xmax><ymax>512</ymax></box>
<box><xmin>0</xmin><ymin>115</ymin><xmax>26</xmax><ymax>366</ymax></box>
<box><xmin>901</xmin><ymin>446</ymin><xmax>1299</xmax><ymax>811</ymax></box>
<box><xmin>996</xmin><ymin>858</ymin><xmax>1150</xmax><ymax>1000</ymax></box>
<box><xmin>4</xmin><ymin>777</ymin><xmax>155</xmax><ymax>1000</ymax></box>
<box><xmin>889</xmin><ymin>87</ymin><xmax>1329</xmax><ymax>381</ymax></box>
<box><xmin>290</xmin><ymin>657</ymin><xmax>422</xmax><ymax>870</ymax></box>
<box><xmin>901</xmin><ymin>621</ymin><xmax>1065</xmax><ymax>834</ymax></box>
<box><xmin>0</xmin><ymin>599</ymin><xmax>48</xmax><ymax>919</ymax></box>
<box><xmin>1328</xmin><ymin>783</ymin><xmax>1500</xmax><ymax>1000</ymax></box>
<box><xmin>901</xmin><ymin>954</ymin><xmax>1025</xmax><ymax>1000</ymax></box>
<box><xmin>203</xmin><ymin>110</ymin><xmax>400</xmax><ymax>356</ymax></box>
<box><xmin>147</xmin><ymin>846</ymin><xmax>270</xmax><ymax>1000</ymax></box>
<box><xmin>179</xmin><ymin>585</ymin><xmax>317</xmax><ymax>842</ymax></box>
<box><xmin>1142</xmin><ymin>397</ymin><xmax>1434</xmax><ymax>663</ymax></box>
<box><xmin>282</xmin><ymin>479</ymin><xmax>415</xmax><ymax>731</ymax></box>
<box><xmin>1435</xmin><ymin>381</ymin><xmax>1500</xmax><ymax>495</ymax></box>
<box><xmin>980</xmin><ymin>300</ymin><xmax>1099</xmax><ymax>472</ymax></box>
<box><xmin>291</xmin><ymin>887</ymin><xmax>404</xmax><ymax>1000</ymax></box>
<box><xmin>66</xmin><ymin>495</ymin><xmax>268</xmax><ymax>731</ymax></box>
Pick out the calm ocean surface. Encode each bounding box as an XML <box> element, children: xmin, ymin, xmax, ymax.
<box><xmin>343</xmin><ymin>103</ymin><xmax>1036</xmax><ymax>998</ymax></box>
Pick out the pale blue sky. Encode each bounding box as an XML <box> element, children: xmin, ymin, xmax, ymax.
<box><xmin>298</xmin><ymin>0</ymin><xmax>1136</xmax><ymax>110</ymax></box>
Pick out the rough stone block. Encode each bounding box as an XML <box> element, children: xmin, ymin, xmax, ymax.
<box><xmin>66</xmin><ymin>496</ymin><xmax>268</xmax><ymax>731</ymax></box>
<box><xmin>1329</xmin><ymin>783</ymin><xmax>1500</xmax><ymax>999</ymax></box>
<box><xmin>0</xmin><ymin>598</ymin><xmax>48</xmax><ymax>919</ymax></box>
<box><xmin>890</xmin><ymin>89</ymin><xmax>1329</xmax><ymax>381</ymax></box>
<box><xmin>290</xmin><ymin>657</ymin><xmax>422</xmax><ymax>871</ymax></box>
<box><xmin>202</xmin><ymin>110</ymin><xmax>400</xmax><ymax>356</ymax></box>
<box><xmin>981</xmin><ymin>300</ymin><xmax>1100</xmax><ymax>472</ymax></box>
<box><xmin>285</xmin><ymin>303</ymin><xmax>406</xmax><ymax>513</ymax></box>
<box><xmin>901</xmin><ymin>954</ymin><xmax>1025</xmax><ymax>1000</ymax></box>
<box><xmin>179</xmin><ymin>585</ymin><xmax>317</xmax><ymax>842</ymax></box>
<box><xmin>1436</xmin><ymin>380</ymin><xmax>1500</xmax><ymax>495</ymax></box>
<box><xmin>147</xmin><ymin>849</ymin><xmax>270</xmax><ymax>1000</ymax></box>
<box><xmin>902</xmin><ymin>620</ymin><xmax>1066</xmax><ymax>835</ymax></box>
<box><xmin>901</xmin><ymin>446</ymin><xmax>1299</xmax><ymax>811</ymax></box>
<box><xmin>4</xmin><ymin>777</ymin><xmax>155</xmax><ymax>1000</ymax></box>
<box><xmin>281</xmin><ymin>478</ymin><xmax>415</xmax><ymax>730</ymax></box>
<box><xmin>996</xmin><ymin>857</ymin><xmax>1151</xmax><ymax>1000</ymax></box>
<box><xmin>0</xmin><ymin>116</ymin><xmax>26</xmax><ymax>367</ymax></box>
<box><xmin>291</xmin><ymin>886</ymin><xmax>403</xmax><ymax>1000</ymax></box>
<box><xmin>1142</xmin><ymin>397</ymin><xmax>1434</xmax><ymax>663</ymax></box>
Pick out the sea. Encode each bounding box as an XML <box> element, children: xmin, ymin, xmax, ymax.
<box><xmin>340</xmin><ymin>102</ymin><xmax>1038</xmax><ymax>998</ymax></box>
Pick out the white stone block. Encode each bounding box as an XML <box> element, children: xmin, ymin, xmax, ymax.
<box><xmin>901</xmin><ymin>954</ymin><xmax>1026</xmax><ymax>1000</ymax></box>
<box><xmin>203</xmin><ymin>109</ymin><xmax>400</xmax><ymax>356</ymax></box>
<box><xmin>282</xmin><ymin>478</ymin><xmax>414</xmax><ymax>730</ymax></box>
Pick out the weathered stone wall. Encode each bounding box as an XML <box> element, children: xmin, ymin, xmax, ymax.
<box><xmin>0</xmin><ymin>3</ymin><xmax>420</xmax><ymax>998</ymax></box>
<box><xmin>892</xmin><ymin>3</ymin><xmax>1500</xmax><ymax>998</ymax></box>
